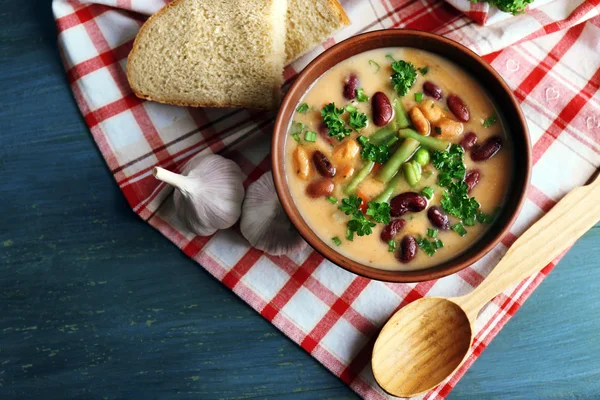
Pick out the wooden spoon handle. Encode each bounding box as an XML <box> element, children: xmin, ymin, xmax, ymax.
<box><xmin>455</xmin><ymin>172</ymin><xmax>600</xmax><ymax>318</ymax></box>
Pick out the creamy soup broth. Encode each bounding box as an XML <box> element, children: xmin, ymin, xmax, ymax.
<box><xmin>285</xmin><ymin>48</ymin><xmax>512</xmax><ymax>271</ymax></box>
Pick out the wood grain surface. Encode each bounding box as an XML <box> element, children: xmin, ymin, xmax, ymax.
<box><xmin>1</xmin><ymin>3</ymin><xmax>599</xmax><ymax>399</ymax></box>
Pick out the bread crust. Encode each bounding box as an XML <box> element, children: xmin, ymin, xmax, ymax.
<box><xmin>327</xmin><ymin>0</ymin><xmax>351</xmax><ymax>26</ymax></box>
<box><xmin>126</xmin><ymin>0</ymin><xmax>278</xmax><ymax>110</ymax></box>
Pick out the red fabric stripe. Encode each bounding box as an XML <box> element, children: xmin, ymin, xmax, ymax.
<box><xmin>221</xmin><ymin>248</ymin><xmax>263</xmax><ymax>289</ymax></box>
<box><xmin>260</xmin><ymin>252</ymin><xmax>324</xmax><ymax>321</ymax></box>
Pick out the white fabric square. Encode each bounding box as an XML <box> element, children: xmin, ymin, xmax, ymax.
<box><xmin>78</xmin><ymin>67</ymin><xmax>122</xmax><ymax>110</ymax></box>
<box><xmin>242</xmin><ymin>257</ymin><xmax>290</xmax><ymax>302</ymax></box>
<box><xmin>59</xmin><ymin>25</ymin><xmax>98</xmax><ymax>66</ymax></box>
<box><xmin>321</xmin><ymin>318</ymin><xmax>368</xmax><ymax>365</ymax></box>
<box><xmin>510</xmin><ymin>199</ymin><xmax>544</xmax><ymax>237</ymax></box>
<box><xmin>101</xmin><ymin>111</ymin><xmax>153</xmax><ymax>162</ymax></box>
<box><xmin>533</xmin><ymin>139</ymin><xmax>594</xmax><ymax>201</ymax></box>
<box><xmin>95</xmin><ymin>10</ymin><xmax>140</xmax><ymax>48</ymax></box>
<box><xmin>311</xmin><ymin>260</ymin><xmax>355</xmax><ymax>297</ymax></box>
<box><xmin>281</xmin><ymin>287</ymin><xmax>328</xmax><ymax>334</ymax></box>
<box><xmin>204</xmin><ymin>229</ymin><xmax>251</xmax><ymax>270</ymax></box>
<box><xmin>352</xmin><ymin>282</ymin><xmax>400</xmax><ymax>326</ymax></box>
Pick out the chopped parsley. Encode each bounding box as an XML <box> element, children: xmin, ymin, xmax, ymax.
<box><xmin>360</xmin><ymin>143</ymin><xmax>390</xmax><ymax>164</ymax></box>
<box><xmin>415</xmin><ymin>92</ymin><xmax>423</xmax><ymax>102</ymax></box>
<box><xmin>418</xmin><ymin>66</ymin><xmax>429</xmax><ymax>75</ymax></box>
<box><xmin>348</xmin><ymin>108</ymin><xmax>368</xmax><ymax>132</ymax></box>
<box><xmin>369</xmin><ymin>60</ymin><xmax>380</xmax><ymax>72</ymax></box>
<box><xmin>332</xmin><ymin>236</ymin><xmax>342</xmax><ymax>246</ymax></box>
<box><xmin>427</xmin><ymin>228</ymin><xmax>438</xmax><ymax>238</ymax></box>
<box><xmin>356</xmin><ymin>88</ymin><xmax>369</xmax><ymax>102</ymax></box>
<box><xmin>421</xmin><ymin>186</ymin><xmax>434</xmax><ymax>200</ymax></box>
<box><xmin>338</xmin><ymin>195</ymin><xmax>390</xmax><ymax>240</ymax></box>
<box><xmin>391</xmin><ymin>60</ymin><xmax>417</xmax><ymax>96</ymax></box>
<box><xmin>388</xmin><ymin>240</ymin><xmax>397</xmax><ymax>252</ymax></box>
<box><xmin>482</xmin><ymin>115</ymin><xmax>498</xmax><ymax>128</ymax></box>
<box><xmin>321</xmin><ymin>103</ymin><xmax>352</xmax><ymax>141</ymax></box>
<box><xmin>366</xmin><ymin>201</ymin><xmax>391</xmax><ymax>224</ymax></box>
<box><xmin>468</xmin><ymin>0</ymin><xmax>533</xmax><ymax>15</ymax></box>
<box><xmin>296</xmin><ymin>103</ymin><xmax>309</xmax><ymax>113</ymax></box>
<box><xmin>432</xmin><ymin>144</ymin><xmax>484</xmax><ymax>233</ymax></box>
<box><xmin>434</xmin><ymin>239</ymin><xmax>444</xmax><ymax>249</ymax></box>
<box><xmin>304</xmin><ymin>131</ymin><xmax>317</xmax><ymax>142</ymax></box>
<box><xmin>327</xmin><ymin>196</ymin><xmax>338</xmax><ymax>204</ymax></box>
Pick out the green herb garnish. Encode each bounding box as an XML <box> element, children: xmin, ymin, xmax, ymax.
<box><xmin>433</xmin><ymin>145</ymin><xmax>482</xmax><ymax>229</ymax></box>
<box><xmin>361</xmin><ymin>143</ymin><xmax>390</xmax><ymax>164</ymax></box>
<box><xmin>290</xmin><ymin>121</ymin><xmax>306</xmax><ymax>142</ymax></box>
<box><xmin>366</xmin><ymin>201</ymin><xmax>391</xmax><ymax>224</ymax></box>
<box><xmin>332</xmin><ymin>236</ymin><xmax>342</xmax><ymax>246</ymax></box>
<box><xmin>391</xmin><ymin>60</ymin><xmax>417</xmax><ymax>96</ymax></box>
<box><xmin>327</xmin><ymin>196</ymin><xmax>338</xmax><ymax>204</ymax></box>
<box><xmin>296</xmin><ymin>103</ymin><xmax>309</xmax><ymax>113</ymax></box>
<box><xmin>451</xmin><ymin>223</ymin><xmax>468</xmax><ymax>236</ymax></box>
<box><xmin>415</xmin><ymin>92</ymin><xmax>423</xmax><ymax>102</ymax></box>
<box><xmin>357</xmin><ymin>135</ymin><xmax>369</xmax><ymax>146</ymax></box>
<box><xmin>388</xmin><ymin>240</ymin><xmax>397</xmax><ymax>252</ymax></box>
<box><xmin>427</xmin><ymin>228</ymin><xmax>438</xmax><ymax>238</ymax></box>
<box><xmin>421</xmin><ymin>186</ymin><xmax>434</xmax><ymax>200</ymax></box>
<box><xmin>417</xmin><ymin>236</ymin><xmax>437</xmax><ymax>256</ymax></box>
<box><xmin>369</xmin><ymin>60</ymin><xmax>380</xmax><ymax>72</ymax></box>
<box><xmin>482</xmin><ymin>115</ymin><xmax>498</xmax><ymax>128</ymax></box>
<box><xmin>435</xmin><ymin>239</ymin><xmax>444</xmax><ymax>249</ymax></box>
<box><xmin>291</xmin><ymin>133</ymin><xmax>300</xmax><ymax>142</ymax></box>
<box><xmin>304</xmin><ymin>131</ymin><xmax>317</xmax><ymax>142</ymax></box>
<box><xmin>418</xmin><ymin>66</ymin><xmax>429</xmax><ymax>75</ymax></box>
<box><xmin>386</xmin><ymin>54</ymin><xmax>396</xmax><ymax>62</ymax></box>
<box><xmin>321</xmin><ymin>103</ymin><xmax>352</xmax><ymax>141</ymax></box>
<box><xmin>348</xmin><ymin>108</ymin><xmax>368</xmax><ymax>132</ymax></box>
<box><xmin>356</xmin><ymin>88</ymin><xmax>369</xmax><ymax>102</ymax></box>
<box><xmin>468</xmin><ymin>0</ymin><xmax>533</xmax><ymax>15</ymax></box>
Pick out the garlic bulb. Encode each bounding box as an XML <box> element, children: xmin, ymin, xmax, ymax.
<box><xmin>153</xmin><ymin>154</ymin><xmax>245</xmax><ymax>236</ymax></box>
<box><xmin>240</xmin><ymin>171</ymin><xmax>307</xmax><ymax>256</ymax></box>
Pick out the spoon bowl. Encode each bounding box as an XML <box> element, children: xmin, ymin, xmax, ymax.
<box><xmin>372</xmin><ymin>298</ymin><xmax>472</xmax><ymax>397</ymax></box>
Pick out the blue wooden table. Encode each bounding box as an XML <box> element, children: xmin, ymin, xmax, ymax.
<box><xmin>1</xmin><ymin>3</ymin><xmax>599</xmax><ymax>399</ymax></box>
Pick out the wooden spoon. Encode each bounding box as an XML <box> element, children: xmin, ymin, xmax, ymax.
<box><xmin>372</xmin><ymin>171</ymin><xmax>600</xmax><ymax>398</ymax></box>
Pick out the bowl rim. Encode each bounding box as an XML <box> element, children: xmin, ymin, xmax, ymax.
<box><xmin>272</xmin><ymin>29</ymin><xmax>531</xmax><ymax>283</ymax></box>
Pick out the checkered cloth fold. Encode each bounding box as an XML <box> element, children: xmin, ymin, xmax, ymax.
<box><xmin>53</xmin><ymin>0</ymin><xmax>600</xmax><ymax>398</ymax></box>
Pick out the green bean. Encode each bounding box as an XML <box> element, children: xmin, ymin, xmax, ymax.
<box><xmin>376</xmin><ymin>138</ymin><xmax>420</xmax><ymax>184</ymax></box>
<box><xmin>383</xmin><ymin>135</ymin><xmax>399</xmax><ymax>147</ymax></box>
<box><xmin>343</xmin><ymin>160</ymin><xmax>374</xmax><ymax>195</ymax></box>
<box><xmin>413</xmin><ymin>148</ymin><xmax>431</xmax><ymax>165</ymax></box>
<box><xmin>394</xmin><ymin>98</ymin><xmax>411</xmax><ymax>129</ymax></box>
<box><xmin>403</xmin><ymin>160</ymin><xmax>422</xmax><ymax>187</ymax></box>
<box><xmin>373</xmin><ymin>173</ymin><xmax>403</xmax><ymax>203</ymax></box>
<box><xmin>398</xmin><ymin>128</ymin><xmax>450</xmax><ymax>152</ymax></box>
<box><xmin>369</xmin><ymin>124</ymin><xmax>397</xmax><ymax>145</ymax></box>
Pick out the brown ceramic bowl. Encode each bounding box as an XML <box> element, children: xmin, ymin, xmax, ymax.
<box><xmin>272</xmin><ymin>30</ymin><xmax>531</xmax><ymax>283</ymax></box>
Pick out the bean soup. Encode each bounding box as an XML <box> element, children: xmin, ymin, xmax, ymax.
<box><xmin>284</xmin><ymin>48</ymin><xmax>512</xmax><ymax>271</ymax></box>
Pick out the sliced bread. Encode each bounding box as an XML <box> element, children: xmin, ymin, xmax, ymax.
<box><xmin>285</xmin><ymin>0</ymin><xmax>350</xmax><ymax>63</ymax></box>
<box><xmin>127</xmin><ymin>0</ymin><xmax>288</xmax><ymax>110</ymax></box>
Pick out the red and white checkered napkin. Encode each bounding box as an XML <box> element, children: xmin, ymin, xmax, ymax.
<box><xmin>53</xmin><ymin>0</ymin><xmax>600</xmax><ymax>398</ymax></box>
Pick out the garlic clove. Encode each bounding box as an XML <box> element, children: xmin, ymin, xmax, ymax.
<box><xmin>240</xmin><ymin>171</ymin><xmax>307</xmax><ymax>256</ymax></box>
<box><xmin>153</xmin><ymin>153</ymin><xmax>245</xmax><ymax>237</ymax></box>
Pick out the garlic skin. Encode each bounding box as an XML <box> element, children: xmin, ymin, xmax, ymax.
<box><xmin>153</xmin><ymin>154</ymin><xmax>245</xmax><ymax>236</ymax></box>
<box><xmin>241</xmin><ymin>171</ymin><xmax>307</xmax><ymax>256</ymax></box>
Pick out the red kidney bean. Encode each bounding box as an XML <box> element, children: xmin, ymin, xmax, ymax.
<box><xmin>372</xmin><ymin>92</ymin><xmax>393</xmax><ymax>126</ymax></box>
<box><xmin>427</xmin><ymin>206</ymin><xmax>450</xmax><ymax>230</ymax></box>
<box><xmin>461</xmin><ymin>132</ymin><xmax>478</xmax><ymax>151</ymax></box>
<box><xmin>380</xmin><ymin>218</ymin><xmax>406</xmax><ymax>242</ymax></box>
<box><xmin>390</xmin><ymin>192</ymin><xmax>428</xmax><ymax>217</ymax></box>
<box><xmin>465</xmin><ymin>170</ymin><xmax>481</xmax><ymax>192</ymax></box>
<box><xmin>423</xmin><ymin>81</ymin><xmax>442</xmax><ymax>100</ymax></box>
<box><xmin>343</xmin><ymin>73</ymin><xmax>359</xmax><ymax>100</ymax></box>
<box><xmin>398</xmin><ymin>235</ymin><xmax>418</xmax><ymax>263</ymax></box>
<box><xmin>471</xmin><ymin>136</ymin><xmax>503</xmax><ymax>162</ymax></box>
<box><xmin>447</xmin><ymin>94</ymin><xmax>470</xmax><ymax>122</ymax></box>
<box><xmin>306</xmin><ymin>179</ymin><xmax>335</xmax><ymax>198</ymax></box>
<box><xmin>318</xmin><ymin>122</ymin><xmax>334</xmax><ymax>145</ymax></box>
<box><xmin>312</xmin><ymin>151</ymin><xmax>336</xmax><ymax>177</ymax></box>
